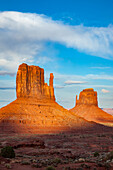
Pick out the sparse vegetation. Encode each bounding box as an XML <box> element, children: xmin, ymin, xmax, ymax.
<box><xmin>94</xmin><ymin>152</ymin><xmax>100</xmax><ymax>157</ymax></box>
<box><xmin>97</xmin><ymin>134</ymin><xmax>106</xmax><ymax>137</ymax></box>
<box><xmin>106</xmin><ymin>151</ymin><xmax>113</xmax><ymax>160</ymax></box>
<box><xmin>21</xmin><ymin>160</ymin><xmax>31</xmax><ymax>165</ymax></box>
<box><xmin>46</xmin><ymin>166</ymin><xmax>56</xmax><ymax>170</ymax></box>
<box><xmin>53</xmin><ymin>157</ymin><xmax>61</xmax><ymax>164</ymax></box>
<box><xmin>5</xmin><ymin>163</ymin><xmax>12</xmax><ymax>169</ymax></box>
<box><xmin>0</xmin><ymin>133</ymin><xmax>113</xmax><ymax>169</ymax></box>
<box><xmin>1</xmin><ymin>146</ymin><xmax>15</xmax><ymax>158</ymax></box>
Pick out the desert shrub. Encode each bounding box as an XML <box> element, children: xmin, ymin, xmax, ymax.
<box><xmin>97</xmin><ymin>162</ymin><xmax>111</xmax><ymax>169</ymax></box>
<box><xmin>76</xmin><ymin>168</ymin><xmax>83</xmax><ymax>170</ymax></box>
<box><xmin>53</xmin><ymin>158</ymin><xmax>61</xmax><ymax>164</ymax></box>
<box><xmin>5</xmin><ymin>163</ymin><xmax>12</xmax><ymax>169</ymax></box>
<box><xmin>97</xmin><ymin>134</ymin><xmax>106</xmax><ymax>137</ymax></box>
<box><xmin>21</xmin><ymin>160</ymin><xmax>31</xmax><ymax>165</ymax></box>
<box><xmin>63</xmin><ymin>167</ymin><xmax>72</xmax><ymax>170</ymax></box>
<box><xmin>46</xmin><ymin>166</ymin><xmax>56</xmax><ymax>170</ymax></box>
<box><xmin>1</xmin><ymin>146</ymin><xmax>15</xmax><ymax>158</ymax></box>
<box><xmin>104</xmin><ymin>163</ymin><xmax>111</xmax><ymax>169</ymax></box>
<box><xmin>32</xmin><ymin>164</ymin><xmax>42</xmax><ymax>168</ymax></box>
<box><xmin>81</xmin><ymin>163</ymin><xmax>85</xmax><ymax>167</ymax></box>
<box><xmin>106</xmin><ymin>151</ymin><xmax>113</xmax><ymax>160</ymax></box>
<box><xmin>94</xmin><ymin>152</ymin><xmax>100</xmax><ymax>157</ymax></box>
<box><xmin>81</xmin><ymin>163</ymin><xmax>90</xmax><ymax>168</ymax></box>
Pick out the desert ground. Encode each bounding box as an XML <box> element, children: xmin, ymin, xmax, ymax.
<box><xmin>1</xmin><ymin>64</ymin><xmax>113</xmax><ymax>170</ymax></box>
<box><xmin>0</xmin><ymin>131</ymin><xmax>113</xmax><ymax>170</ymax></box>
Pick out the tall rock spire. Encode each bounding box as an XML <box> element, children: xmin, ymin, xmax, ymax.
<box><xmin>49</xmin><ymin>73</ymin><xmax>55</xmax><ymax>101</ymax></box>
<box><xmin>49</xmin><ymin>73</ymin><xmax>54</xmax><ymax>87</ymax></box>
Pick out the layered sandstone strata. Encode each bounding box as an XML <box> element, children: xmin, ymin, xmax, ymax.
<box><xmin>16</xmin><ymin>63</ymin><xmax>55</xmax><ymax>101</ymax></box>
<box><xmin>76</xmin><ymin>88</ymin><xmax>98</xmax><ymax>106</ymax></box>
<box><xmin>70</xmin><ymin>88</ymin><xmax>113</xmax><ymax>126</ymax></box>
<box><xmin>0</xmin><ymin>64</ymin><xmax>110</xmax><ymax>133</ymax></box>
<box><xmin>1</xmin><ymin>97</ymin><xmax>104</xmax><ymax>133</ymax></box>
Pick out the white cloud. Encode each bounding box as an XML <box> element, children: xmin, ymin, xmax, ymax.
<box><xmin>101</xmin><ymin>89</ymin><xmax>110</xmax><ymax>93</ymax></box>
<box><xmin>55</xmin><ymin>73</ymin><xmax>113</xmax><ymax>81</ymax></box>
<box><xmin>90</xmin><ymin>67</ymin><xmax>111</xmax><ymax>69</ymax></box>
<box><xmin>0</xmin><ymin>71</ymin><xmax>15</xmax><ymax>76</ymax></box>
<box><xmin>55</xmin><ymin>85</ymin><xmax>64</xmax><ymax>89</ymax></box>
<box><xmin>64</xmin><ymin>80</ymin><xmax>87</xmax><ymax>85</ymax></box>
<box><xmin>85</xmin><ymin>74</ymin><xmax>113</xmax><ymax>80</ymax></box>
<box><xmin>0</xmin><ymin>11</ymin><xmax>113</xmax><ymax>75</ymax></box>
<box><xmin>91</xmin><ymin>85</ymin><xmax>113</xmax><ymax>88</ymax></box>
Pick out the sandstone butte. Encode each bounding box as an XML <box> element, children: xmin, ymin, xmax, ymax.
<box><xmin>0</xmin><ymin>63</ymin><xmax>112</xmax><ymax>134</ymax></box>
<box><xmin>70</xmin><ymin>88</ymin><xmax>113</xmax><ymax>126</ymax></box>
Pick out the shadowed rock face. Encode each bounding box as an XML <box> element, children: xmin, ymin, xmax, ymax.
<box><xmin>70</xmin><ymin>88</ymin><xmax>113</xmax><ymax>126</ymax></box>
<box><xmin>16</xmin><ymin>63</ymin><xmax>55</xmax><ymax>101</ymax></box>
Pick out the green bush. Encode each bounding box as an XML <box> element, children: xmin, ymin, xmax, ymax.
<box><xmin>1</xmin><ymin>146</ymin><xmax>15</xmax><ymax>158</ymax></box>
<box><xmin>94</xmin><ymin>152</ymin><xmax>100</xmax><ymax>157</ymax></box>
<box><xmin>46</xmin><ymin>166</ymin><xmax>56</xmax><ymax>170</ymax></box>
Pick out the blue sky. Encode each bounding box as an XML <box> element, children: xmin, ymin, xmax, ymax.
<box><xmin>0</xmin><ymin>0</ymin><xmax>113</xmax><ymax>108</ymax></box>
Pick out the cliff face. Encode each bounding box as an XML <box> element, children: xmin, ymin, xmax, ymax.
<box><xmin>16</xmin><ymin>63</ymin><xmax>55</xmax><ymax>101</ymax></box>
<box><xmin>1</xmin><ymin>64</ymin><xmax>108</xmax><ymax>134</ymax></box>
<box><xmin>76</xmin><ymin>88</ymin><xmax>98</xmax><ymax>106</ymax></box>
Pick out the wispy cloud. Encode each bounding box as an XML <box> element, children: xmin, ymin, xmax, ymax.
<box><xmin>85</xmin><ymin>74</ymin><xmax>113</xmax><ymax>80</ymax></box>
<box><xmin>55</xmin><ymin>85</ymin><xmax>64</xmax><ymax>89</ymax></box>
<box><xmin>0</xmin><ymin>87</ymin><xmax>15</xmax><ymax>90</ymax></box>
<box><xmin>101</xmin><ymin>89</ymin><xmax>110</xmax><ymax>93</ymax></box>
<box><xmin>91</xmin><ymin>85</ymin><xmax>113</xmax><ymax>88</ymax></box>
<box><xmin>0</xmin><ymin>71</ymin><xmax>15</xmax><ymax>76</ymax></box>
<box><xmin>0</xmin><ymin>11</ymin><xmax>113</xmax><ymax>75</ymax></box>
<box><xmin>90</xmin><ymin>67</ymin><xmax>111</xmax><ymax>69</ymax></box>
<box><xmin>55</xmin><ymin>73</ymin><xmax>113</xmax><ymax>80</ymax></box>
<box><xmin>64</xmin><ymin>80</ymin><xmax>87</xmax><ymax>85</ymax></box>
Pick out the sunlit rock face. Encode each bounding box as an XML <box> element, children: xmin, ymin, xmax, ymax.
<box><xmin>76</xmin><ymin>88</ymin><xmax>98</xmax><ymax>106</ymax></box>
<box><xmin>0</xmin><ymin>64</ymin><xmax>102</xmax><ymax>134</ymax></box>
<box><xmin>0</xmin><ymin>65</ymin><xmax>112</xmax><ymax>134</ymax></box>
<box><xmin>16</xmin><ymin>63</ymin><xmax>55</xmax><ymax>101</ymax></box>
<box><xmin>102</xmin><ymin>108</ymin><xmax>113</xmax><ymax>116</ymax></box>
<box><xmin>70</xmin><ymin>88</ymin><xmax>113</xmax><ymax>126</ymax></box>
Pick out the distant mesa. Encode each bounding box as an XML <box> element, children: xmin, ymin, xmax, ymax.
<box><xmin>70</xmin><ymin>88</ymin><xmax>113</xmax><ymax>126</ymax></box>
<box><xmin>76</xmin><ymin>88</ymin><xmax>98</xmax><ymax>106</ymax></box>
<box><xmin>0</xmin><ymin>64</ymin><xmax>112</xmax><ymax>134</ymax></box>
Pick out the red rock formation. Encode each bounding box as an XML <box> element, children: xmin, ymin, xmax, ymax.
<box><xmin>16</xmin><ymin>63</ymin><xmax>55</xmax><ymax>101</ymax></box>
<box><xmin>103</xmin><ymin>108</ymin><xmax>113</xmax><ymax>116</ymax></box>
<box><xmin>70</xmin><ymin>88</ymin><xmax>113</xmax><ymax>126</ymax></box>
<box><xmin>49</xmin><ymin>73</ymin><xmax>54</xmax><ymax>87</ymax></box>
<box><xmin>0</xmin><ymin>65</ymin><xmax>112</xmax><ymax>134</ymax></box>
<box><xmin>76</xmin><ymin>88</ymin><xmax>98</xmax><ymax>106</ymax></box>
